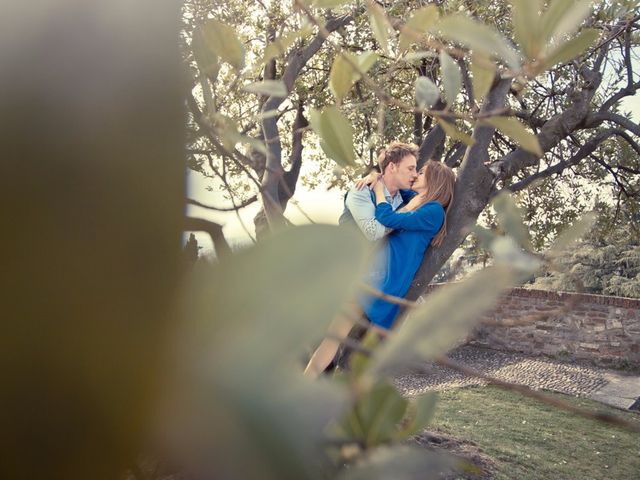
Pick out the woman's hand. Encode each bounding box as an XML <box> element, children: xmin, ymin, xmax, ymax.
<box><xmin>372</xmin><ymin>177</ymin><xmax>388</xmax><ymax>205</ymax></box>
<box><xmin>354</xmin><ymin>171</ymin><xmax>382</xmax><ymax>190</ymax></box>
<box><xmin>404</xmin><ymin>194</ymin><xmax>424</xmax><ymax>212</ymax></box>
<box><xmin>372</xmin><ymin>178</ymin><xmax>385</xmax><ymax>196</ymax></box>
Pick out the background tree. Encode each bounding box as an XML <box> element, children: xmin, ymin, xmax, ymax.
<box><xmin>530</xmin><ymin>200</ymin><xmax>640</xmax><ymax>297</ymax></box>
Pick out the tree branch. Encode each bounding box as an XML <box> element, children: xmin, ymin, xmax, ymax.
<box><xmin>444</xmin><ymin>143</ymin><xmax>466</xmax><ymax>168</ymax></box>
<box><xmin>586</xmin><ymin>111</ymin><xmax>640</xmax><ymax>138</ymax></box>
<box><xmin>434</xmin><ymin>356</ymin><xmax>640</xmax><ymax>433</ymax></box>
<box><xmin>493</xmin><ymin>67</ymin><xmax>602</xmax><ymax>181</ymax></box>
<box><xmin>187</xmin><ymin>196</ymin><xmax>258</xmax><ymax>212</ymax></box>
<box><xmin>599</xmin><ymin>79</ymin><xmax>640</xmax><ymax>113</ymax></box>
<box><xmin>505</xmin><ymin>128</ymin><xmax>631</xmax><ymax>193</ymax></box>
<box><xmin>184</xmin><ymin>216</ymin><xmax>231</xmax><ymax>258</ymax></box>
<box><xmin>281</xmin><ymin>100</ymin><xmax>307</xmax><ymax>202</ymax></box>
<box><xmin>260</xmin><ymin>12</ymin><xmax>354</xmax><ymax>227</ymax></box>
<box><xmin>417</xmin><ymin>123</ymin><xmax>445</xmax><ymax>167</ymax></box>
<box><xmin>186</xmin><ymin>91</ymin><xmax>261</xmax><ymax>175</ymax></box>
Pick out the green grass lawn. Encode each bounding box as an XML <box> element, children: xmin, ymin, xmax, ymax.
<box><xmin>430</xmin><ymin>386</ymin><xmax>640</xmax><ymax>480</ymax></box>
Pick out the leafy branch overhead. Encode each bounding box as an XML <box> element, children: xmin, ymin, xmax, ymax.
<box><xmin>188</xmin><ymin>0</ymin><xmax>611</xmax><ymax>177</ymax></box>
<box><xmin>184</xmin><ymin>0</ymin><xmax>639</xmax><ymax>290</ymax></box>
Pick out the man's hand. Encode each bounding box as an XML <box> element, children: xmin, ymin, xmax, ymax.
<box><xmin>354</xmin><ymin>171</ymin><xmax>382</xmax><ymax>190</ymax></box>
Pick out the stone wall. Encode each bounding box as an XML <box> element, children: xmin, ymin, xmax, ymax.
<box><xmin>425</xmin><ymin>285</ymin><xmax>640</xmax><ymax>368</ymax></box>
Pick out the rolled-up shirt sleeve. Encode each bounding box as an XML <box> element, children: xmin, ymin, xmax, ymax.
<box><xmin>345</xmin><ymin>188</ymin><xmax>387</xmax><ymax>241</ymax></box>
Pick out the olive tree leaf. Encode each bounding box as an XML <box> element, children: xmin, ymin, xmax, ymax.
<box><xmin>349</xmin><ymin>331</ymin><xmax>381</xmax><ymax>378</ymax></box>
<box><xmin>264</xmin><ymin>24</ymin><xmax>314</xmax><ymax>63</ymax></box>
<box><xmin>309</xmin><ymin>106</ymin><xmax>356</xmax><ymax>167</ymax></box>
<box><xmin>192</xmin><ymin>27</ymin><xmax>220</xmax><ymax>82</ymax></box>
<box><xmin>337</xmin><ymin>445</ymin><xmax>455</xmax><ymax>480</ymax></box>
<box><xmin>239</xmin><ymin>135</ymin><xmax>268</xmax><ymax>156</ymax></box>
<box><xmin>439</xmin><ymin>51</ymin><xmax>462</xmax><ymax>106</ymax></box>
<box><xmin>343</xmin><ymin>380</ymin><xmax>409</xmax><ymax>447</ymax></box>
<box><xmin>313</xmin><ymin>0</ymin><xmax>350</xmax><ymax>7</ymax></box>
<box><xmin>470</xmin><ymin>53</ymin><xmax>495</xmax><ymax>101</ymax></box>
<box><xmin>367</xmin><ymin>3</ymin><xmax>392</xmax><ymax>55</ymax></box>
<box><xmin>436</xmin><ymin>14</ymin><xmax>521</xmax><ymax>70</ymax></box>
<box><xmin>183</xmin><ymin>224</ymin><xmax>370</xmax><ymax>368</ymax></box>
<box><xmin>438</xmin><ymin>119</ymin><xmax>475</xmax><ymax>146</ymax></box>
<box><xmin>394</xmin><ymin>393</ymin><xmax>438</xmax><ymax>440</ymax></box>
<box><xmin>244</xmin><ymin>80</ymin><xmax>288</xmax><ymax>98</ymax></box>
<box><xmin>370</xmin><ymin>266</ymin><xmax>516</xmax><ymax>376</ymax></box>
<box><xmin>398</xmin><ymin>5</ymin><xmax>440</xmax><ymax>53</ymax></box>
<box><xmin>492</xmin><ymin>191</ymin><xmax>532</xmax><ymax>250</ymax></box>
<box><xmin>484</xmin><ymin>116</ymin><xmax>543</xmax><ymax>156</ymax></box>
<box><xmin>329</xmin><ymin>54</ymin><xmax>354</xmax><ymax>101</ymax></box>
<box><xmin>490</xmin><ymin>236</ymin><xmax>542</xmax><ymax>273</ymax></box>
<box><xmin>415</xmin><ymin>76</ymin><xmax>440</xmax><ymax>109</ymax></box>
<box><xmin>542</xmin><ymin>28</ymin><xmax>600</xmax><ymax>69</ymax></box>
<box><xmin>547</xmin><ymin>212</ymin><xmax>596</xmax><ymax>256</ymax></box>
<box><xmin>198</xmin><ymin>18</ymin><xmax>245</xmax><ymax>70</ymax></box>
<box><xmin>471</xmin><ymin>224</ymin><xmax>497</xmax><ymax>250</ymax></box>
<box><xmin>211</xmin><ymin>112</ymin><xmax>241</xmax><ymax>151</ymax></box>
<box><xmin>329</xmin><ymin>51</ymin><xmax>379</xmax><ymax>102</ymax></box>
<box><xmin>510</xmin><ymin>0</ymin><xmax>543</xmax><ymax>59</ymax></box>
<box><xmin>177</xmin><ymin>224</ymin><xmax>370</xmax><ymax>479</ymax></box>
<box><xmin>541</xmin><ymin>0</ymin><xmax>598</xmax><ymax>45</ymax></box>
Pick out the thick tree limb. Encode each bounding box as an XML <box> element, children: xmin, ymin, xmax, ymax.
<box><xmin>505</xmin><ymin>128</ymin><xmax>633</xmax><ymax>193</ymax></box>
<box><xmin>281</xmin><ymin>101</ymin><xmax>308</xmax><ymax>201</ymax></box>
<box><xmin>260</xmin><ymin>14</ymin><xmax>354</xmax><ymax>227</ymax></box>
<box><xmin>444</xmin><ymin>143</ymin><xmax>466</xmax><ymax>168</ymax></box>
<box><xmin>254</xmin><ymin>101</ymin><xmax>308</xmax><ymax>239</ymax></box>
<box><xmin>407</xmin><ymin>78</ymin><xmax>513</xmax><ymax>300</ymax></box>
<box><xmin>417</xmin><ymin>123</ymin><xmax>445</xmax><ymax>167</ymax></box>
<box><xmin>492</xmin><ymin>67</ymin><xmax>602</xmax><ymax>181</ymax></box>
<box><xmin>599</xmin><ymin>79</ymin><xmax>640</xmax><ymax>113</ymax></box>
<box><xmin>187</xmin><ymin>196</ymin><xmax>258</xmax><ymax>212</ymax></box>
<box><xmin>184</xmin><ymin>216</ymin><xmax>231</xmax><ymax>258</ymax></box>
<box><xmin>586</xmin><ymin>111</ymin><xmax>640</xmax><ymax>137</ymax></box>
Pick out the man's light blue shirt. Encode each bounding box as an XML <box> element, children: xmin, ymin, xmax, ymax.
<box><xmin>345</xmin><ymin>184</ymin><xmax>404</xmax><ymax>282</ymax></box>
<box><xmin>345</xmin><ymin>184</ymin><xmax>404</xmax><ymax>242</ymax></box>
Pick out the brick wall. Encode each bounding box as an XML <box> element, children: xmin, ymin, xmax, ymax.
<box><xmin>424</xmin><ymin>285</ymin><xmax>640</xmax><ymax>368</ymax></box>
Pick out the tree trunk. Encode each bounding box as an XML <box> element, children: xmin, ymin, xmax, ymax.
<box><xmin>408</xmin><ymin>78</ymin><xmax>512</xmax><ymax>299</ymax></box>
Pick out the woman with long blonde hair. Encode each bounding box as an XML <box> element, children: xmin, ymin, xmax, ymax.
<box><xmin>304</xmin><ymin>159</ymin><xmax>456</xmax><ymax>377</ymax></box>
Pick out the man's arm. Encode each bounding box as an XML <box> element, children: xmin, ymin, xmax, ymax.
<box><xmin>345</xmin><ymin>187</ymin><xmax>389</xmax><ymax>241</ymax></box>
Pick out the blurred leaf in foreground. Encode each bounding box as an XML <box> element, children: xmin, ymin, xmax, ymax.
<box><xmin>168</xmin><ymin>225</ymin><xmax>370</xmax><ymax>479</ymax></box>
<box><xmin>1</xmin><ymin>1</ymin><xmax>185</xmax><ymax>479</ymax></box>
<box><xmin>337</xmin><ymin>445</ymin><xmax>455</xmax><ymax>480</ymax></box>
<box><xmin>547</xmin><ymin>212</ymin><xmax>597</xmax><ymax>257</ymax></box>
<box><xmin>492</xmin><ymin>191</ymin><xmax>532</xmax><ymax>250</ymax></box>
<box><xmin>370</xmin><ymin>267</ymin><xmax>516</xmax><ymax>376</ymax></box>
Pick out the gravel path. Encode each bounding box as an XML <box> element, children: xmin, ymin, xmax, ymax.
<box><xmin>394</xmin><ymin>345</ymin><xmax>611</xmax><ymax>397</ymax></box>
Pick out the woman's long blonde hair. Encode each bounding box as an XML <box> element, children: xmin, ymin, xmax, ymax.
<box><xmin>414</xmin><ymin>160</ymin><xmax>456</xmax><ymax>247</ymax></box>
